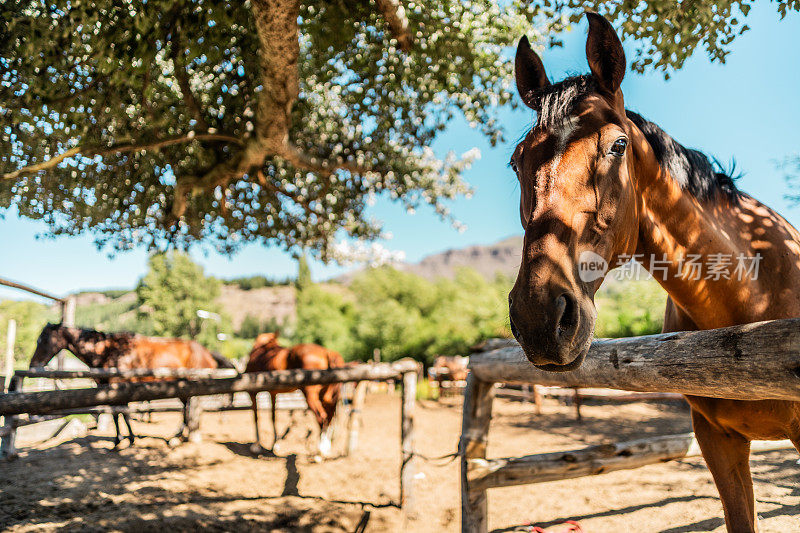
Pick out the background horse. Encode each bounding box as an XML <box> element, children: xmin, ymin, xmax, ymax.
<box><xmin>507</xmin><ymin>13</ymin><xmax>800</xmax><ymax>531</ymax></box>
<box><xmin>30</xmin><ymin>322</ymin><xmax>235</xmax><ymax>447</ymax></box>
<box><xmin>244</xmin><ymin>332</ymin><xmax>344</xmax><ymax>457</ymax></box>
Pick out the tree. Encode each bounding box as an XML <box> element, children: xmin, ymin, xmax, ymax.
<box><xmin>296</xmin><ymin>254</ymin><xmax>312</xmax><ymax>291</ymax></box>
<box><xmin>293</xmin><ymin>283</ymin><xmax>356</xmax><ymax>356</ymax></box>
<box><xmin>136</xmin><ymin>251</ymin><xmax>221</xmax><ymax>338</ymax></box>
<box><xmin>4</xmin><ymin>1</ymin><xmax>795</xmax><ymax>257</ymax></box>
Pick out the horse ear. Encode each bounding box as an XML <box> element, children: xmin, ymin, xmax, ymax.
<box><xmin>515</xmin><ymin>35</ymin><xmax>549</xmax><ymax>109</ymax></box>
<box><xmin>585</xmin><ymin>12</ymin><xmax>626</xmax><ymax>95</ymax></box>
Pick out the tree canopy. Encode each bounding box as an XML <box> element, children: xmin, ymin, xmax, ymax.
<box><xmin>3</xmin><ymin>0</ymin><xmax>796</xmax><ymax>258</ymax></box>
<box><xmin>136</xmin><ymin>251</ymin><xmax>221</xmax><ymax>338</ymax></box>
<box><xmin>293</xmin><ymin>266</ymin><xmax>512</xmax><ymax>362</ymax></box>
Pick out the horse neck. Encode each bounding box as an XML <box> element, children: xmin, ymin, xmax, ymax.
<box><xmin>629</xmin><ymin>130</ymin><xmax>764</xmax><ymax>328</ymax></box>
<box><xmin>61</xmin><ymin>327</ymin><xmax>105</xmax><ymax>367</ymax></box>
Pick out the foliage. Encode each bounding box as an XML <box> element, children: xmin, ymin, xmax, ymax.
<box><xmin>594</xmin><ymin>277</ymin><xmax>667</xmax><ymax>338</ymax></box>
<box><xmin>782</xmin><ymin>155</ymin><xmax>800</xmax><ymax>206</ymax></box>
<box><xmin>136</xmin><ymin>251</ymin><xmax>221</xmax><ymax>338</ymax></box>
<box><xmin>0</xmin><ymin>0</ymin><xmax>536</xmax><ymax>255</ymax></box>
<box><xmin>237</xmin><ymin>314</ymin><xmax>284</xmax><ymax>339</ymax></box>
<box><xmin>5</xmin><ymin>1</ymin><xmax>793</xmax><ymax>256</ymax></box>
<box><xmin>223</xmin><ymin>275</ymin><xmax>294</xmax><ymax>290</ymax></box>
<box><xmin>293</xmin><ymin>266</ymin><xmax>510</xmax><ymax>363</ymax></box>
<box><xmin>75</xmin><ymin>288</ymin><xmax>131</xmax><ymax>299</ymax></box>
<box><xmin>293</xmin><ymin>283</ymin><xmax>357</xmax><ymax>355</ymax></box>
<box><xmin>565</xmin><ymin>1</ymin><xmax>798</xmax><ymax>77</ymax></box>
<box><xmin>296</xmin><ymin>254</ymin><xmax>312</xmax><ymax>291</ymax></box>
<box><xmin>0</xmin><ymin>300</ymin><xmax>57</xmax><ymax>367</ymax></box>
<box><xmin>215</xmin><ymin>336</ymin><xmax>255</xmax><ymax>362</ymax></box>
<box><xmin>74</xmin><ymin>293</ymin><xmax>151</xmax><ymax>333</ymax></box>
<box><xmin>291</xmin><ymin>265</ymin><xmax>668</xmax><ymax>363</ymax></box>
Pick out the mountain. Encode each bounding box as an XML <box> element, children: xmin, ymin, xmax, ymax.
<box><xmin>337</xmin><ymin>235</ymin><xmax>523</xmax><ymax>283</ymax></box>
<box><xmin>398</xmin><ymin>235</ymin><xmax>522</xmax><ymax>280</ymax></box>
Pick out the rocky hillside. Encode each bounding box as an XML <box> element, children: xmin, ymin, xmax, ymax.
<box><xmin>398</xmin><ymin>235</ymin><xmax>522</xmax><ymax>280</ymax></box>
<box><xmin>337</xmin><ymin>235</ymin><xmax>523</xmax><ymax>283</ymax></box>
<box><xmin>217</xmin><ymin>285</ymin><xmax>295</xmax><ymax>330</ymax></box>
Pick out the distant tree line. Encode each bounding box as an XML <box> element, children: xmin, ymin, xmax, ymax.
<box><xmin>222</xmin><ymin>275</ymin><xmax>296</xmax><ymax>291</ymax></box>
<box><xmin>292</xmin><ymin>266</ymin><xmax>513</xmax><ymax>364</ymax></box>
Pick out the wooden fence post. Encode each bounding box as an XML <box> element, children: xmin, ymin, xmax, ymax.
<box><xmin>4</xmin><ymin>319</ymin><xmax>15</xmax><ymax>392</ymax></box>
<box><xmin>532</xmin><ymin>384</ymin><xmax>543</xmax><ymax>415</ymax></box>
<box><xmin>573</xmin><ymin>388</ymin><xmax>583</xmax><ymax>422</ymax></box>
<box><xmin>58</xmin><ymin>296</ymin><xmax>76</xmax><ymax>372</ymax></box>
<box><xmin>400</xmin><ymin>369</ymin><xmax>417</xmax><ymax>517</ymax></box>
<box><xmin>184</xmin><ymin>397</ymin><xmax>203</xmax><ymax>442</ymax></box>
<box><xmin>1</xmin><ymin>375</ymin><xmax>23</xmax><ymax>459</ymax></box>
<box><xmin>460</xmin><ymin>374</ymin><xmax>495</xmax><ymax>533</ymax></box>
<box><xmin>347</xmin><ymin>380</ymin><xmax>368</xmax><ymax>455</ymax></box>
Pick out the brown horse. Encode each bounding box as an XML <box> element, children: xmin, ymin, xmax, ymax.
<box><xmin>507</xmin><ymin>12</ymin><xmax>800</xmax><ymax>531</ymax></box>
<box><xmin>30</xmin><ymin>323</ymin><xmax>234</xmax><ymax>447</ymax></box>
<box><xmin>431</xmin><ymin>355</ymin><xmax>469</xmax><ymax>383</ymax></box>
<box><xmin>244</xmin><ymin>332</ymin><xmax>344</xmax><ymax>456</ymax></box>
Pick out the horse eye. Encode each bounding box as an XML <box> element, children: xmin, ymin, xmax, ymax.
<box><xmin>610</xmin><ymin>138</ymin><xmax>628</xmax><ymax>156</ymax></box>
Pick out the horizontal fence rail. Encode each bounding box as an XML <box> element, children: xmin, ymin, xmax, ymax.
<box><xmin>461</xmin><ymin>318</ymin><xmax>800</xmax><ymax>532</ymax></box>
<box><xmin>469</xmin><ymin>318</ymin><xmax>800</xmax><ymax>401</ymax></box>
<box><xmin>0</xmin><ymin>277</ymin><xmax>65</xmax><ymax>303</ymax></box>
<box><xmin>0</xmin><ymin>360</ymin><xmax>418</xmax><ymax>417</ymax></box>
<box><xmin>16</xmin><ymin>368</ymin><xmax>240</xmax><ymax>380</ymax></box>
<box><xmin>466</xmin><ymin>433</ymin><xmax>793</xmax><ymax>493</ymax></box>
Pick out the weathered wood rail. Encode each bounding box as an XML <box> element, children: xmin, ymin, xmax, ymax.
<box><xmin>460</xmin><ymin>318</ymin><xmax>800</xmax><ymax>532</ymax></box>
<box><xmin>14</xmin><ymin>368</ymin><xmax>240</xmax><ymax>380</ymax></box>
<box><xmin>0</xmin><ymin>361</ymin><xmax>417</xmax><ymax>416</ymax></box>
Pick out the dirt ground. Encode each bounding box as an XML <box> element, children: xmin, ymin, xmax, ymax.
<box><xmin>1</xmin><ymin>392</ymin><xmax>799</xmax><ymax>532</ymax></box>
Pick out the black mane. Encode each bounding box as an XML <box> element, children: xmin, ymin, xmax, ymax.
<box><xmin>528</xmin><ymin>74</ymin><xmax>740</xmax><ymax>204</ymax></box>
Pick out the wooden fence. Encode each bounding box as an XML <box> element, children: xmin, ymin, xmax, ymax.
<box><xmin>0</xmin><ymin>276</ymin><xmax>75</xmax><ymax>375</ymax></box>
<box><xmin>0</xmin><ymin>360</ymin><xmax>420</xmax><ymax>514</ymax></box>
<box><xmin>459</xmin><ymin>318</ymin><xmax>800</xmax><ymax>532</ymax></box>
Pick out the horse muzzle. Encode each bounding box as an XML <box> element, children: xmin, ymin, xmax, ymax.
<box><xmin>508</xmin><ymin>288</ymin><xmax>596</xmax><ymax>372</ymax></box>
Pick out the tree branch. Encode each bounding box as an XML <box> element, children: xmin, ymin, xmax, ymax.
<box><xmin>2</xmin><ymin>133</ymin><xmax>242</xmax><ymax>181</ymax></box>
<box><xmin>279</xmin><ymin>143</ymin><xmax>367</xmax><ymax>176</ymax></box>
<box><xmin>169</xmin><ymin>20</ymin><xmax>210</xmax><ymax>131</ymax></box>
<box><xmin>375</xmin><ymin>0</ymin><xmax>413</xmax><ymax>51</ymax></box>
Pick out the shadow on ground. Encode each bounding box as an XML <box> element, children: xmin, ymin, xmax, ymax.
<box><xmin>0</xmin><ymin>433</ymin><xmax>393</xmax><ymax>532</ymax></box>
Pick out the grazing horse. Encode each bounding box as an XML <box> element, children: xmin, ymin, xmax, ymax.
<box><xmin>30</xmin><ymin>323</ymin><xmax>234</xmax><ymax>447</ymax></box>
<box><xmin>244</xmin><ymin>333</ymin><xmax>344</xmax><ymax>456</ymax></box>
<box><xmin>507</xmin><ymin>12</ymin><xmax>800</xmax><ymax>532</ymax></box>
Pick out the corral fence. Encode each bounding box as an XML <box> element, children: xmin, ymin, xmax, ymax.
<box><xmin>459</xmin><ymin>318</ymin><xmax>800</xmax><ymax>532</ymax></box>
<box><xmin>0</xmin><ymin>359</ymin><xmax>420</xmax><ymax>515</ymax></box>
<box><xmin>0</xmin><ymin>276</ymin><xmax>76</xmax><ymax>386</ymax></box>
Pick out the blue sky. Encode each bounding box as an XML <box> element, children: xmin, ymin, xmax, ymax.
<box><xmin>2</xmin><ymin>3</ymin><xmax>799</xmax><ymax>302</ymax></box>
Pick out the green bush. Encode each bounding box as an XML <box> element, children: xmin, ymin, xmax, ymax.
<box><xmin>594</xmin><ymin>277</ymin><xmax>667</xmax><ymax>338</ymax></box>
<box><xmin>0</xmin><ymin>300</ymin><xmax>58</xmax><ymax>367</ymax></box>
<box><xmin>136</xmin><ymin>251</ymin><xmax>221</xmax><ymax>339</ymax></box>
<box><xmin>293</xmin><ymin>266</ymin><xmax>513</xmax><ymax>364</ymax></box>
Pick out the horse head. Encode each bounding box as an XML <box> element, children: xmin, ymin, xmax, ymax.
<box><xmin>254</xmin><ymin>332</ymin><xmax>280</xmax><ymax>349</ymax></box>
<box><xmin>508</xmin><ymin>13</ymin><xmax>639</xmax><ymax>371</ymax></box>
<box><xmin>30</xmin><ymin>323</ymin><xmax>70</xmax><ymax>368</ymax></box>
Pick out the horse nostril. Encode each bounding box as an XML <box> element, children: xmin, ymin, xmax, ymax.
<box><xmin>554</xmin><ymin>293</ymin><xmax>578</xmax><ymax>339</ymax></box>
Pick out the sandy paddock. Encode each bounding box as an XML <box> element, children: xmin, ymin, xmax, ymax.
<box><xmin>1</xmin><ymin>393</ymin><xmax>799</xmax><ymax>532</ymax></box>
